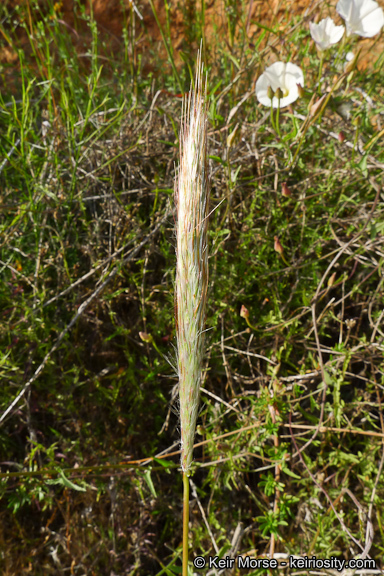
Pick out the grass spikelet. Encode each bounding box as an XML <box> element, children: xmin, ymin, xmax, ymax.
<box><xmin>175</xmin><ymin>50</ymin><xmax>209</xmax><ymax>475</ymax></box>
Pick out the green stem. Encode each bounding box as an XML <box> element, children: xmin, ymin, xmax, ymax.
<box><xmin>317</xmin><ymin>53</ymin><xmax>324</xmax><ymax>93</ymax></box>
<box><xmin>280</xmin><ymin>252</ymin><xmax>290</xmax><ymax>267</ymax></box>
<box><xmin>352</xmin><ymin>123</ymin><xmax>360</xmax><ymax>163</ymax></box>
<box><xmin>245</xmin><ymin>316</ymin><xmax>258</xmax><ymax>331</ymax></box>
<box><xmin>270</xmin><ymin>103</ymin><xmax>276</xmax><ymax>133</ymax></box>
<box><xmin>182</xmin><ymin>472</ymin><xmax>190</xmax><ymax>576</ymax></box>
<box><xmin>201</xmin><ymin>0</ymin><xmax>206</xmax><ymax>60</ymax></box>
<box><xmin>147</xmin><ymin>0</ymin><xmax>183</xmax><ymax>93</ymax></box>
<box><xmin>289</xmin><ymin>72</ymin><xmax>347</xmax><ymax>169</ymax></box>
<box><xmin>276</xmin><ymin>98</ymin><xmax>281</xmax><ymax>138</ymax></box>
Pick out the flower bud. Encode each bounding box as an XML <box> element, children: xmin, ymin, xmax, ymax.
<box><xmin>275</xmin><ymin>87</ymin><xmax>284</xmax><ymax>100</ymax></box>
<box><xmin>139</xmin><ymin>331</ymin><xmax>153</xmax><ymax>343</ymax></box>
<box><xmin>274</xmin><ymin>236</ymin><xmax>284</xmax><ymax>255</ymax></box>
<box><xmin>296</xmin><ymin>83</ymin><xmax>304</xmax><ymax>98</ymax></box>
<box><xmin>240</xmin><ymin>305</ymin><xmax>249</xmax><ymax>319</ymax></box>
<box><xmin>338</xmin><ymin>131</ymin><xmax>345</xmax><ymax>143</ymax></box>
<box><xmin>327</xmin><ymin>272</ymin><xmax>336</xmax><ymax>287</ymax></box>
<box><xmin>41</xmin><ymin>120</ymin><xmax>51</xmax><ymax>140</ymax></box>
<box><xmin>227</xmin><ymin>123</ymin><xmax>239</xmax><ymax>149</ymax></box>
<box><xmin>282</xmin><ymin>182</ymin><xmax>292</xmax><ymax>197</ymax></box>
<box><xmin>345</xmin><ymin>55</ymin><xmax>358</xmax><ymax>74</ymax></box>
<box><xmin>267</xmin><ymin>85</ymin><xmax>275</xmax><ymax>100</ymax></box>
<box><xmin>309</xmin><ymin>94</ymin><xmax>327</xmax><ymax>117</ymax></box>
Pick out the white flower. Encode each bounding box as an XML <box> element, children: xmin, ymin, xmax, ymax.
<box><xmin>255</xmin><ymin>62</ymin><xmax>304</xmax><ymax>108</ymax></box>
<box><xmin>336</xmin><ymin>0</ymin><xmax>384</xmax><ymax>37</ymax></box>
<box><xmin>344</xmin><ymin>51</ymin><xmax>355</xmax><ymax>70</ymax></box>
<box><xmin>309</xmin><ymin>17</ymin><xmax>345</xmax><ymax>50</ymax></box>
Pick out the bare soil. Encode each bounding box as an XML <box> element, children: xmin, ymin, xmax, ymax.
<box><xmin>1</xmin><ymin>0</ymin><xmax>382</xmax><ymax>74</ymax></box>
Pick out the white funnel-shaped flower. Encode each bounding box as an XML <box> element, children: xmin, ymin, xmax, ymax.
<box><xmin>255</xmin><ymin>61</ymin><xmax>304</xmax><ymax>109</ymax></box>
<box><xmin>337</xmin><ymin>0</ymin><xmax>384</xmax><ymax>37</ymax></box>
<box><xmin>309</xmin><ymin>17</ymin><xmax>345</xmax><ymax>50</ymax></box>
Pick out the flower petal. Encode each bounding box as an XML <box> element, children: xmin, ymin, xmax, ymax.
<box><xmin>337</xmin><ymin>0</ymin><xmax>384</xmax><ymax>37</ymax></box>
<box><xmin>309</xmin><ymin>17</ymin><xmax>344</xmax><ymax>49</ymax></box>
<box><xmin>255</xmin><ymin>62</ymin><xmax>304</xmax><ymax>108</ymax></box>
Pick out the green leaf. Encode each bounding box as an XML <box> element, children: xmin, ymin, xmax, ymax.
<box><xmin>209</xmin><ymin>155</ymin><xmax>226</xmax><ymax>166</ymax></box>
<box><xmin>323</xmin><ymin>369</ymin><xmax>334</xmax><ymax>386</ymax></box>
<box><xmin>143</xmin><ymin>469</ymin><xmax>157</xmax><ymax>498</ymax></box>
<box><xmin>357</xmin><ymin>153</ymin><xmax>368</xmax><ymax>177</ymax></box>
<box><xmin>158</xmin><ymin>140</ymin><xmax>177</xmax><ymax>148</ymax></box>
<box><xmin>281</xmin><ymin>465</ymin><xmax>301</xmax><ymax>480</ymax></box>
<box><xmin>332</xmin><ymin>451</ymin><xmax>360</xmax><ymax>465</ymax></box>
<box><xmin>153</xmin><ymin>458</ymin><xmax>174</xmax><ymax>469</ymax></box>
<box><xmin>46</xmin><ymin>471</ymin><xmax>87</xmax><ymax>492</ymax></box>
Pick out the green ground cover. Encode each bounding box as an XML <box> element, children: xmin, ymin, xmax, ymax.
<box><xmin>1</xmin><ymin>0</ymin><xmax>384</xmax><ymax>573</ymax></box>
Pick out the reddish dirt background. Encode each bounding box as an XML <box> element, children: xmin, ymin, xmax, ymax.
<box><xmin>0</xmin><ymin>0</ymin><xmax>382</xmax><ymax>73</ymax></box>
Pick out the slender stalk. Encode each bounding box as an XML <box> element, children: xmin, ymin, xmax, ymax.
<box><xmin>317</xmin><ymin>52</ymin><xmax>324</xmax><ymax>93</ymax></box>
<box><xmin>269</xmin><ymin>102</ymin><xmax>276</xmax><ymax>134</ymax></box>
<box><xmin>182</xmin><ymin>472</ymin><xmax>190</xmax><ymax>576</ymax></box>
<box><xmin>147</xmin><ymin>0</ymin><xmax>183</xmax><ymax>92</ymax></box>
<box><xmin>275</xmin><ymin>96</ymin><xmax>281</xmax><ymax>138</ymax></box>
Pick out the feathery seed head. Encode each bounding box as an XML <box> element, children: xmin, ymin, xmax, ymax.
<box><xmin>175</xmin><ymin>51</ymin><xmax>209</xmax><ymax>474</ymax></box>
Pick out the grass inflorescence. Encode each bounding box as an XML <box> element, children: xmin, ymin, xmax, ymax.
<box><xmin>176</xmin><ymin>50</ymin><xmax>209</xmax><ymax>475</ymax></box>
<box><xmin>0</xmin><ymin>0</ymin><xmax>384</xmax><ymax>573</ymax></box>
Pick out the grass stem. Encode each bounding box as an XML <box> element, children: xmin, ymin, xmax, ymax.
<box><xmin>182</xmin><ymin>472</ymin><xmax>190</xmax><ymax>576</ymax></box>
<box><xmin>148</xmin><ymin>0</ymin><xmax>183</xmax><ymax>92</ymax></box>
